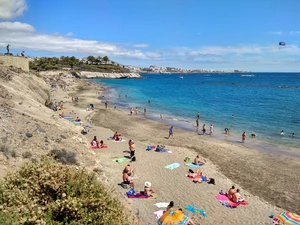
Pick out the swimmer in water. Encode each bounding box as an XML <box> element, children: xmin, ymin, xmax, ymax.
<box><xmin>280</xmin><ymin>130</ymin><xmax>284</xmax><ymax>135</ymax></box>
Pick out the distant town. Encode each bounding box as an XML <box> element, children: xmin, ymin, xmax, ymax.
<box><xmin>26</xmin><ymin>55</ymin><xmax>248</xmax><ymax>74</ymax></box>
<box><xmin>126</xmin><ymin>65</ymin><xmax>249</xmax><ymax>74</ymax></box>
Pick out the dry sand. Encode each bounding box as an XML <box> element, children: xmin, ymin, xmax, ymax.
<box><xmin>57</xmin><ymin>80</ymin><xmax>300</xmax><ymax>225</ymax></box>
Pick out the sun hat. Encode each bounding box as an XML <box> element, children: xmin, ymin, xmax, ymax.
<box><xmin>144</xmin><ymin>181</ymin><xmax>151</xmax><ymax>188</ymax></box>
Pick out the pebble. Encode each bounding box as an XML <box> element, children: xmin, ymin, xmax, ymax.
<box><xmin>25</xmin><ymin>132</ymin><xmax>33</xmax><ymax>138</ymax></box>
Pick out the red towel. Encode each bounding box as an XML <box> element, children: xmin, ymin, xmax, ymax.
<box><xmin>127</xmin><ymin>192</ymin><xmax>149</xmax><ymax>199</ymax></box>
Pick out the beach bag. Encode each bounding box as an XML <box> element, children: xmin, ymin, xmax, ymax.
<box><xmin>131</xmin><ymin>156</ymin><xmax>136</xmax><ymax>162</ymax></box>
<box><xmin>184</xmin><ymin>157</ymin><xmax>190</xmax><ymax>163</ymax></box>
<box><xmin>121</xmin><ymin>183</ymin><xmax>130</xmax><ymax>189</ymax></box>
<box><xmin>208</xmin><ymin>178</ymin><xmax>215</xmax><ymax>185</ymax></box>
<box><xmin>127</xmin><ymin>188</ymin><xmax>135</xmax><ymax>195</ymax></box>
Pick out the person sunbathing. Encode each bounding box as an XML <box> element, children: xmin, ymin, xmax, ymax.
<box><xmin>123</xmin><ymin>170</ymin><xmax>134</xmax><ymax>189</ymax></box>
<box><xmin>123</xmin><ymin>164</ymin><xmax>134</xmax><ymax>175</ymax></box>
<box><xmin>227</xmin><ymin>186</ymin><xmax>236</xmax><ymax>199</ymax></box>
<box><xmin>99</xmin><ymin>140</ymin><xmax>105</xmax><ymax>148</ymax></box>
<box><xmin>91</xmin><ymin>136</ymin><xmax>99</xmax><ymax>148</ymax></box>
<box><xmin>144</xmin><ymin>181</ymin><xmax>155</xmax><ymax>197</ymax></box>
<box><xmin>187</xmin><ymin>169</ymin><xmax>202</xmax><ymax>178</ymax></box>
<box><xmin>193</xmin><ymin>155</ymin><xmax>205</xmax><ymax>165</ymax></box>
<box><xmin>81</xmin><ymin>125</ymin><xmax>88</xmax><ymax>135</ymax></box>
<box><xmin>75</xmin><ymin>117</ymin><xmax>81</xmax><ymax>122</ymax></box>
<box><xmin>59</xmin><ymin>112</ymin><xmax>64</xmax><ymax>118</ymax></box>
<box><xmin>113</xmin><ymin>131</ymin><xmax>121</xmax><ymax>141</ymax></box>
<box><xmin>232</xmin><ymin>189</ymin><xmax>245</xmax><ymax>203</ymax></box>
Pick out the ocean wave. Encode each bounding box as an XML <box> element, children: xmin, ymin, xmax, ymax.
<box><xmin>241</xmin><ymin>74</ymin><xmax>255</xmax><ymax>77</ymax></box>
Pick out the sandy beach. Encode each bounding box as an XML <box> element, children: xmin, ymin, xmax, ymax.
<box><xmin>2</xmin><ymin>66</ymin><xmax>298</xmax><ymax>224</ymax></box>
<box><xmin>51</xmin><ymin>78</ymin><xmax>299</xmax><ymax>225</ymax></box>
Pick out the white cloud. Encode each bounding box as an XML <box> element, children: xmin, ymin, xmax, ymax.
<box><xmin>0</xmin><ymin>0</ymin><xmax>27</xmax><ymax>20</ymax></box>
<box><xmin>0</xmin><ymin>22</ymin><xmax>162</xmax><ymax>60</ymax></box>
<box><xmin>184</xmin><ymin>45</ymin><xmax>300</xmax><ymax>57</ymax></box>
<box><xmin>132</xmin><ymin>44</ymin><xmax>149</xmax><ymax>48</ymax></box>
<box><xmin>269</xmin><ymin>31</ymin><xmax>283</xmax><ymax>35</ymax></box>
<box><xmin>65</xmin><ymin>32</ymin><xmax>73</xmax><ymax>37</ymax></box>
<box><xmin>0</xmin><ymin>21</ymin><xmax>34</xmax><ymax>32</ymax></box>
<box><xmin>289</xmin><ymin>31</ymin><xmax>300</xmax><ymax>35</ymax></box>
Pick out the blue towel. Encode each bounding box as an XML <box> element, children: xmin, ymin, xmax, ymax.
<box><xmin>185</xmin><ymin>205</ymin><xmax>208</xmax><ymax>218</ymax></box>
<box><xmin>186</xmin><ymin>163</ymin><xmax>203</xmax><ymax>168</ymax></box>
<box><xmin>165</xmin><ymin>163</ymin><xmax>180</xmax><ymax>170</ymax></box>
<box><xmin>185</xmin><ymin>205</ymin><xmax>196</xmax><ymax>214</ymax></box>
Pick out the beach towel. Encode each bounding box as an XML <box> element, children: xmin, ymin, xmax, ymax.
<box><xmin>185</xmin><ymin>205</ymin><xmax>208</xmax><ymax>218</ymax></box>
<box><xmin>73</xmin><ymin>121</ymin><xmax>82</xmax><ymax>125</ymax></box>
<box><xmin>113</xmin><ymin>139</ymin><xmax>125</xmax><ymax>143</ymax></box>
<box><xmin>154</xmin><ymin>210</ymin><xmax>164</xmax><ymax>219</ymax></box>
<box><xmin>156</xmin><ymin>149</ymin><xmax>172</xmax><ymax>153</ymax></box>
<box><xmin>154</xmin><ymin>202</ymin><xmax>170</xmax><ymax>208</ymax></box>
<box><xmin>62</xmin><ymin>116</ymin><xmax>73</xmax><ymax>120</ymax></box>
<box><xmin>101</xmin><ymin>145</ymin><xmax>108</xmax><ymax>148</ymax></box>
<box><xmin>146</xmin><ymin>145</ymin><xmax>156</xmax><ymax>151</ymax></box>
<box><xmin>186</xmin><ymin>163</ymin><xmax>203</xmax><ymax>168</ymax></box>
<box><xmin>165</xmin><ymin>163</ymin><xmax>181</xmax><ymax>170</ymax></box>
<box><xmin>127</xmin><ymin>192</ymin><xmax>149</xmax><ymax>199</ymax></box>
<box><xmin>215</xmin><ymin>194</ymin><xmax>248</xmax><ymax>208</ymax></box>
<box><xmin>112</xmin><ymin>158</ymin><xmax>130</xmax><ymax>163</ymax></box>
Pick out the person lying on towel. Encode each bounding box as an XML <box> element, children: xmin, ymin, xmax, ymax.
<box><xmin>75</xmin><ymin>117</ymin><xmax>81</xmax><ymax>122</ymax></box>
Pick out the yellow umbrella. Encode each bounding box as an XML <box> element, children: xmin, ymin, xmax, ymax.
<box><xmin>158</xmin><ymin>210</ymin><xmax>189</xmax><ymax>225</ymax></box>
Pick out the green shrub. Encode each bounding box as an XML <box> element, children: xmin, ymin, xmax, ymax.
<box><xmin>0</xmin><ymin>158</ymin><xmax>131</xmax><ymax>225</ymax></box>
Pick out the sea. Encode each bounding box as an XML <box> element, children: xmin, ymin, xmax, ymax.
<box><xmin>91</xmin><ymin>73</ymin><xmax>300</xmax><ymax>158</ymax></box>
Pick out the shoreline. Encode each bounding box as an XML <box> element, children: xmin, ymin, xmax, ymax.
<box><xmin>52</xmin><ymin>78</ymin><xmax>299</xmax><ymax>224</ymax></box>
<box><xmin>98</xmin><ymin>84</ymin><xmax>300</xmax><ymax>160</ymax></box>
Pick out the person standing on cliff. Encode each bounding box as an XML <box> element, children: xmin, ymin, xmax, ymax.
<box><xmin>6</xmin><ymin>44</ymin><xmax>10</xmax><ymax>54</ymax></box>
<box><xmin>21</xmin><ymin>51</ymin><xmax>25</xmax><ymax>56</ymax></box>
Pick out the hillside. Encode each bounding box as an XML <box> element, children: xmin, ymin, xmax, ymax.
<box><xmin>0</xmin><ymin>65</ymin><xmax>136</xmax><ymax>224</ymax></box>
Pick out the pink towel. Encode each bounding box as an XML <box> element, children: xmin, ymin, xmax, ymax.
<box><xmin>215</xmin><ymin>194</ymin><xmax>248</xmax><ymax>207</ymax></box>
<box><xmin>154</xmin><ymin>210</ymin><xmax>164</xmax><ymax>219</ymax></box>
<box><xmin>127</xmin><ymin>192</ymin><xmax>149</xmax><ymax>199</ymax></box>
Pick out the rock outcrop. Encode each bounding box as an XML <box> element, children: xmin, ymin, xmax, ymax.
<box><xmin>38</xmin><ymin>70</ymin><xmax>141</xmax><ymax>79</ymax></box>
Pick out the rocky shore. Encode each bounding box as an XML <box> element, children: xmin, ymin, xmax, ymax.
<box><xmin>39</xmin><ymin>70</ymin><xmax>141</xmax><ymax>79</ymax></box>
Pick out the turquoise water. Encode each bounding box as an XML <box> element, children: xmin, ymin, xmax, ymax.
<box><xmin>91</xmin><ymin>73</ymin><xmax>300</xmax><ymax>156</ymax></box>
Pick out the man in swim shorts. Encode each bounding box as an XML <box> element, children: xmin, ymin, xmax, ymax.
<box><xmin>168</xmin><ymin>126</ymin><xmax>174</xmax><ymax>139</ymax></box>
<box><xmin>123</xmin><ymin>170</ymin><xmax>134</xmax><ymax>189</ymax></box>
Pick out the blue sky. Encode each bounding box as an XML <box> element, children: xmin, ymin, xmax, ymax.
<box><xmin>0</xmin><ymin>0</ymin><xmax>300</xmax><ymax>71</ymax></box>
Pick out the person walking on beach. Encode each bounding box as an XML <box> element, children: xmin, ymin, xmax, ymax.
<box><xmin>129</xmin><ymin>140</ymin><xmax>136</xmax><ymax>162</ymax></box>
<box><xmin>144</xmin><ymin>107</ymin><xmax>146</xmax><ymax>116</ymax></box>
<box><xmin>202</xmin><ymin>124</ymin><xmax>206</xmax><ymax>135</ymax></box>
<box><xmin>130</xmin><ymin>108</ymin><xmax>133</xmax><ymax>115</ymax></box>
<box><xmin>160</xmin><ymin>113</ymin><xmax>163</xmax><ymax>120</ymax></box>
<box><xmin>168</xmin><ymin>126</ymin><xmax>174</xmax><ymax>139</ymax></box>
<box><xmin>135</xmin><ymin>107</ymin><xmax>139</xmax><ymax>115</ymax></box>
<box><xmin>105</xmin><ymin>101</ymin><xmax>108</xmax><ymax>109</ymax></box>
<box><xmin>242</xmin><ymin>132</ymin><xmax>246</xmax><ymax>143</ymax></box>
<box><xmin>210</xmin><ymin>124</ymin><xmax>214</xmax><ymax>135</ymax></box>
<box><xmin>197</xmin><ymin>112</ymin><xmax>200</xmax><ymax>119</ymax></box>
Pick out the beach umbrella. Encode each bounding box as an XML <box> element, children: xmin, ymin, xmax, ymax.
<box><xmin>158</xmin><ymin>210</ymin><xmax>189</xmax><ymax>225</ymax></box>
<box><xmin>274</xmin><ymin>212</ymin><xmax>300</xmax><ymax>225</ymax></box>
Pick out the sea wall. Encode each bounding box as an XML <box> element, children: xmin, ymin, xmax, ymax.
<box><xmin>0</xmin><ymin>55</ymin><xmax>29</xmax><ymax>72</ymax></box>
